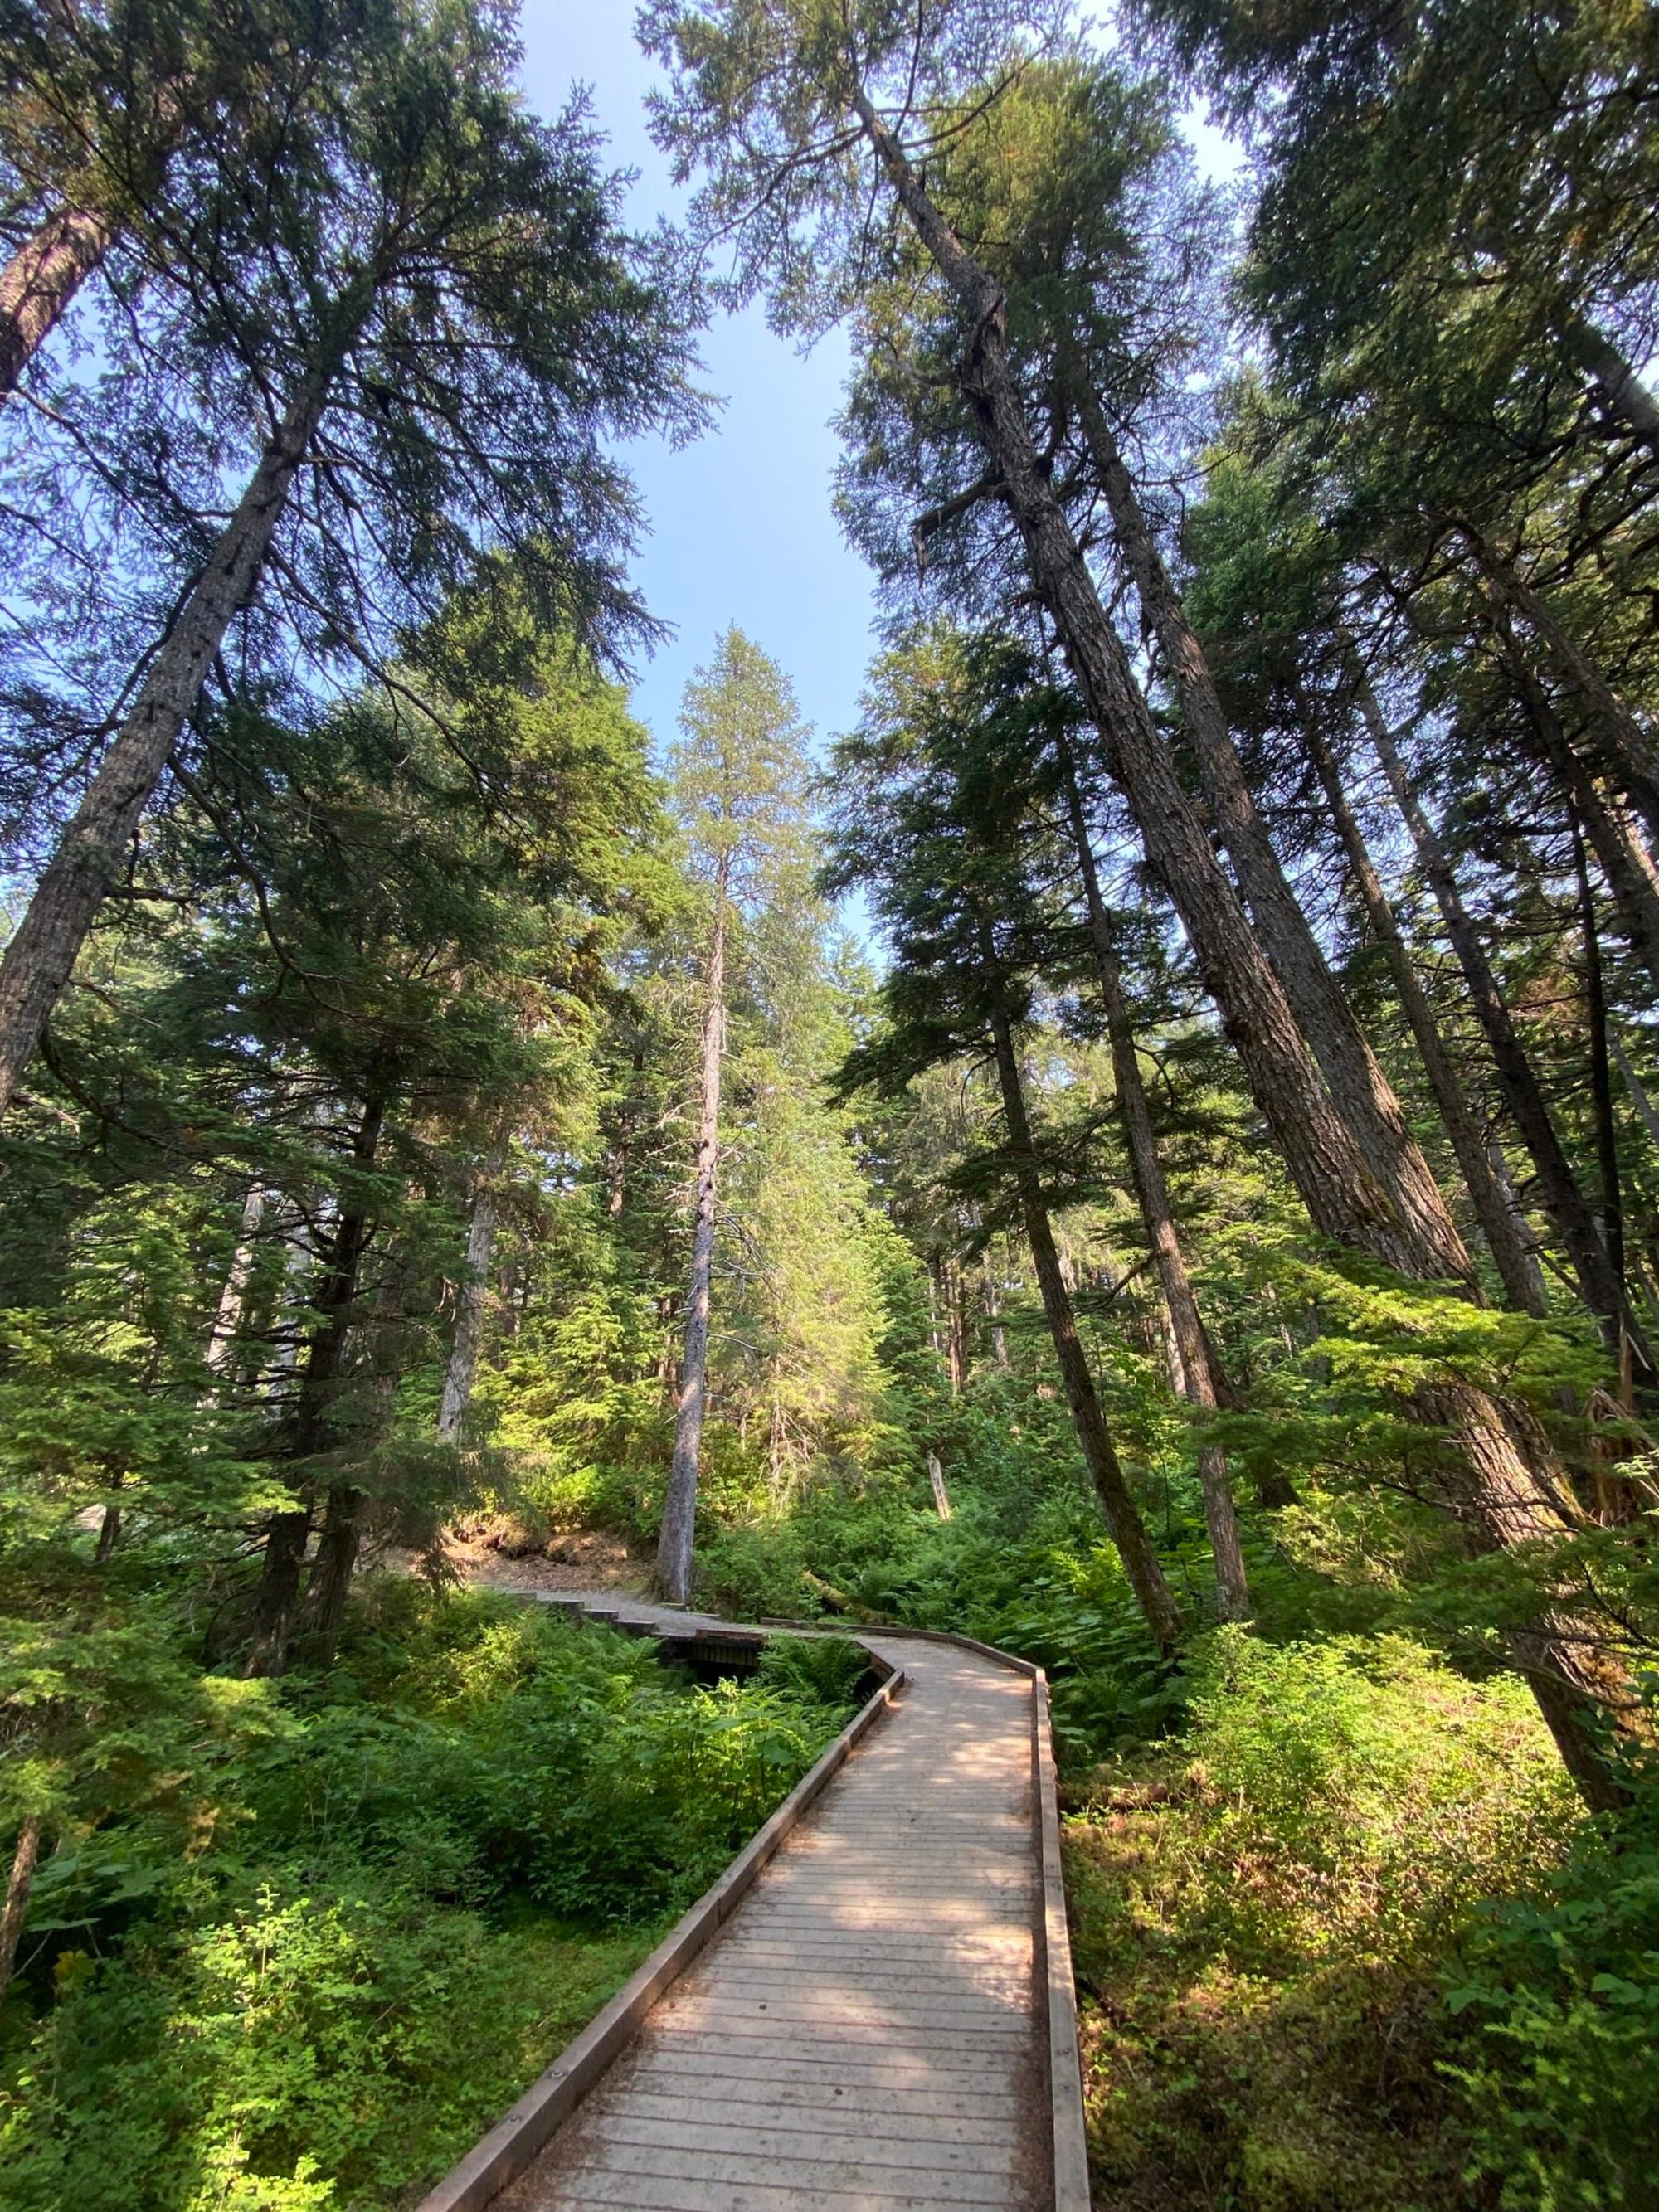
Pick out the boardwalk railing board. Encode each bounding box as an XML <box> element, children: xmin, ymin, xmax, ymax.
<box><xmin>1034</xmin><ymin>1672</ymin><xmax>1092</xmax><ymax>2212</ymax></box>
<box><xmin>414</xmin><ymin>1659</ymin><xmax>905</xmax><ymax>2212</ymax></box>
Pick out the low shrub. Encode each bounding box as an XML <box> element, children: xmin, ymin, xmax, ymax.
<box><xmin>1066</xmin><ymin>1630</ymin><xmax>1585</xmax><ymax>2212</ymax></box>
<box><xmin>0</xmin><ymin>1581</ymin><xmax>859</xmax><ymax>2210</ymax></box>
<box><xmin>1444</xmin><ymin>1811</ymin><xmax>1659</xmax><ymax>2210</ymax></box>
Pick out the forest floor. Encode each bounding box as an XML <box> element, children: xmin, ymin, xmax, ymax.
<box><xmin>431</xmin><ymin>1520</ymin><xmax>651</xmax><ymax>1597</ymax></box>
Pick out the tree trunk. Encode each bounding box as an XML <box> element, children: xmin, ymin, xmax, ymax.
<box><xmin>205</xmin><ymin>1184</ymin><xmax>265</xmax><ymax>1390</ymax></box>
<box><xmin>94</xmin><ymin>1494</ymin><xmax>122</xmax><ymax>1563</ymax></box>
<box><xmin>245</xmin><ymin>1082</ymin><xmax>386</xmax><ymax>1675</ymax></box>
<box><xmin>1564</xmin><ymin>312</ymin><xmax>1659</xmax><ymax>468</ymax></box>
<box><xmin>1080</xmin><ymin>392</ymin><xmax>1473</xmax><ymax>1289</ymax></box>
<box><xmin>926</xmin><ymin>1450</ymin><xmax>953</xmax><ymax>1520</ymax></box>
<box><xmin>945</xmin><ymin>1251</ymin><xmax>966</xmax><ymax>1390</ymax></box>
<box><xmin>292</xmin><ymin>1483</ymin><xmax>362</xmax><ymax>1651</ymax></box>
<box><xmin>656</xmin><ymin>876</ymin><xmax>727</xmax><ymax>1605</ymax></box>
<box><xmin>0</xmin><ymin>369</ymin><xmax>336</xmax><ymax>1117</ymax></box>
<box><xmin>1492</xmin><ymin>605</ymin><xmax>1659</xmax><ymax>986</ymax></box>
<box><xmin>1057</xmin><ymin>737</ymin><xmax>1249</xmax><ymax>1620</ymax></box>
<box><xmin>0</xmin><ymin>204</ymin><xmax>114</xmax><ymax>401</ymax></box>
<box><xmin>437</xmin><ymin>1139</ymin><xmax>505</xmax><ymax>1441</ymax></box>
<box><xmin>985</xmin><ymin>1252</ymin><xmax>1011</xmax><ymax>1369</ymax></box>
<box><xmin>984</xmin><ymin>963</ymin><xmax>1183</xmax><ymax>1652</ymax></box>
<box><xmin>1457</xmin><ymin>519</ymin><xmax>1659</xmax><ymax>836</ymax></box>
<box><xmin>1573</xmin><ymin>818</ymin><xmax>1626</xmax><ymax>1300</ymax></box>
<box><xmin>847</xmin><ymin>85</ymin><xmax>1643</xmax><ymax>1800</ymax></box>
<box><xmin>1362</xmin><ymin>683</ymin><xmax>1653</xmax><ymax>1382</ymax></box>
<box><xmin>1301</xmin><ymin>702</ymin><xmax>1548</xmax><ymax>1314</ymax></box>
<box><xmin>0</xmin><ymin>1812</ymin><xmax>43</xmax><ymax>2007</ymax></box>
<box><xmin>1610</xmin><ymin>1032</ymin><xmax>1659</xmax><ymax>1150</ymax></box>
<box><xmin>854</xmin><ymin>90</ymin><xmax>1447</xmax><ymax>1276</ymax></box>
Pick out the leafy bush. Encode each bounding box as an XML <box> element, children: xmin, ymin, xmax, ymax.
<box><xmin>1066</xmin><ymin>1630</ymin><xmax>1584</xmax><ymax>2212</ymax></box>
<box><xmin>756</xmin><ymin>1632</ymin><xmax>873</xmax><ymax>1710</ymax></box>
<box><xmin>1</xmin><ymin>1884</ymin><xmax>651</xmax><ymax>2212</ymax></box>
<box><xmin>1184</xmin><ymin>1629</ymin><xmax>1575</xmax><ymax>1957</ymax></box>
<box><xmin>1444</xmin><ymin>1815</ymin><xmax>1659</xmax><ymax>2210</ymax></box>
<box><xmin>0</xmin><ymin>1582</ymin><xmax>860</xmax><ymax>2210</ymax></box>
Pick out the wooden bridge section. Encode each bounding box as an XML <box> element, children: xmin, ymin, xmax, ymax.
<box><xmin>419</xmin><ymin>1596</ymin><xmax>1089</xmax><ymax>2212</ymax></box>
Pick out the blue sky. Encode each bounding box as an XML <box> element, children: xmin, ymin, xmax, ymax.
<box><xmin>518</xmin><ymin>9</ymin><xmax>873</xmax><ymax>766</ymax></box>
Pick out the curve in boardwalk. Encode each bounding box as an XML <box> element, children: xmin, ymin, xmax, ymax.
<box><xmin>419</xmin><ymin>1595</ymin><xmax>1087</xmax><ymax>2212</ymax></box>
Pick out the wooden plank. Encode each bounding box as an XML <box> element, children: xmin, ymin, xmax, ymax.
<box><xmin>545</xmin><ymin>2142</ymin><xmax>1019</xmax><ymax>2205</ymax></box>
<box><xmin>610</xmin><ymin>2090</ymin><xmax>1018</xmax><ymax>2140</ymax></box>
<box><xmin>577</xmin><ymin>2115</ymin><xmax>1019</xmax><ymax>2176</ymax></box>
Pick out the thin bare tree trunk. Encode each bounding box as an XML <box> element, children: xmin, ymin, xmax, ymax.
<box><xmin>0</xmin><ymin>370</ymin><xmax>334</xmax><ymax>1116</ymax></box>
<box><xmin>985</xmin><ymin>1252</ymin><xmax>1010</xmax><ymax>1369</ymax></box>
<box><xmin>985</xmin><ymin>965</ymin><xmax>1183</xmax><ymax>1652</ymax></box>
<box><xmin>926</xmin><ymin>1450</ymin><xmax>953</xmax><ymax>1520</ymax></box>
<box><xmin>0</xmin><ymin>1812</ymin><xmax>42</xmax><ymax>2006</ymax></box>
<box><xmin>0</xmin><ymin>204</ymin><xmax>114</xmax><ymax>401</ymax></box>
<box><xmin>656</xmin><ymin>877</ymin><xmax>727</xmax><ymax>1605</ymax></box>
<box><xmin>437</xmin><ymin>1139</ymin><xmax>505</xmax><ymax>1441</ymax></box>
<box><xmin>1081</xmin><ymin>392</ymin><xmax>1473</xmax><ymax>1289</ymax></box>
<box><xmin>1610</xmin><ymin>1033</ymin><xmax>1659</xmax><ymax>1150</ymax></box>
<box><xmin>1057</xmin><ymin>738</ymin><xmax>1249</xmax><ymax>1620</ymax></box>
<box><xmin>945</xmin><ymin>1251</ymin><xmax>966</xmax><ymax>1390</ymax></box>
<box><xmin>1492</xmin><ymin>605</ymin><xmax>1659</xmax><ymax>985</ymax></box>
<box><xmin>847</xmin><ymin>85</ymin><xmax>1642</xmax><ymax>1801</ymax></box>
<box><xmin>1574</xmin><ymin>818</ymin><xmax>1626</xmax><ymax>1300</ymax></box>
<box><xmin>205</xmin><ymin>1184</ymin><xmax>265</xmax><ymax>1390</ymax></box>
<box><xmin>1301</xmin><ymin>705</ymin><xmax>1547</xmax><ymax>1314</ymax></box>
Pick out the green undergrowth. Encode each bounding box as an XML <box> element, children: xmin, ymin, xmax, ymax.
<box><xmin>1064</xmin><ymin>1630</ymin><xmax>1659</xmax><ymax>2212</ymax></box>
<box><xmin>0</xmin><ymin>1572</ymin><xmax>861</xmax><ymax>2212</ymax></box>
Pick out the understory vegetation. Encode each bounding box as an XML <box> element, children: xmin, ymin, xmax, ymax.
<box><xmin>2</xmin><ymin>1</ymin><xmax>1659</xmax><ymax>2208</ymax></box>
<box><xmin>0</xmin><ymin>1578</ymin><xmax>861</xmax><ymax>2209</ymax></box>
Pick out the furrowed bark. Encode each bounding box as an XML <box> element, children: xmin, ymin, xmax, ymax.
<box><xmin>0</xmin><ymin>203</ymin><xmax>114</xmax><ymax>401</ymax></box>
<box><xmin>854</xmin><ymin>90</ymin><xmax>1429</xmax><ymax>1273</ymax></box>
<box><xmin>656</xmin><ymin>869</ymin><xmax>728</xmax><ymax>1606</ymax></box>
<box><xmin>0</xmin><ymin>366</ymin><xmax>336</xmax><ymax>1117</ymax></box>
<box><xmin>1361</xmin><ymin>682</ymin><xmax>1654</xmax><ymax>1384</ymax></box>
<box><xmin>437</xmin><ymin>1139</ymin><xmax>506</xmax><ymax>1441</ymax></box>
<box><xmin>985</xmin><ymin>970</ymin><xmax>1184</xmax><ymax>1653</ymax></box>
<box><xmin>845</xmin><ymin>80</ymin><xmax>1643</xmax><ymax>1796</ymax></box>
<box><xmin>293</xmin><ymin>1483</ymin><xmax>363</xmax><ymax>1650</ymax></box>
<box><xmin>1079</xmin><ymin>391</ymin><xmax>1473</xmax><ymax>1289</ymax></box>
<box><xmin>1057</xmin><ymin>736</ymin><xmax>1249</xmax><ymax>1620</ymax></box>
<box><xmin>1301</xmin><ymin>703</ymin><xmax>1548</xmax><ymax>1315</ymax></box>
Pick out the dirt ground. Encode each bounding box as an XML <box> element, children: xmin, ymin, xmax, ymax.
<box><xmin>433</xmin><ymin>1522</ymin><xmax>651</xmax><ymax>1597</ymax></box>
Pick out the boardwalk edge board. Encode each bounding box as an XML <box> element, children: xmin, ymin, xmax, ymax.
<box><xmin>413</xmin><ymin>1658</ymin><xmax>906</xmax><ymax>2212</ymax></box>
<box><xmin>1034</xmin><ymin>1671</ymin><xmax>1092</xmax><ymax>2212</ymax></box>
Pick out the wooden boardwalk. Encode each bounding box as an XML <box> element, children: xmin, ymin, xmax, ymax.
<box><xmin>427</xmin><ymin>1594</ymin><xmax>1082</xmax><ymax>2212</ymax></box>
